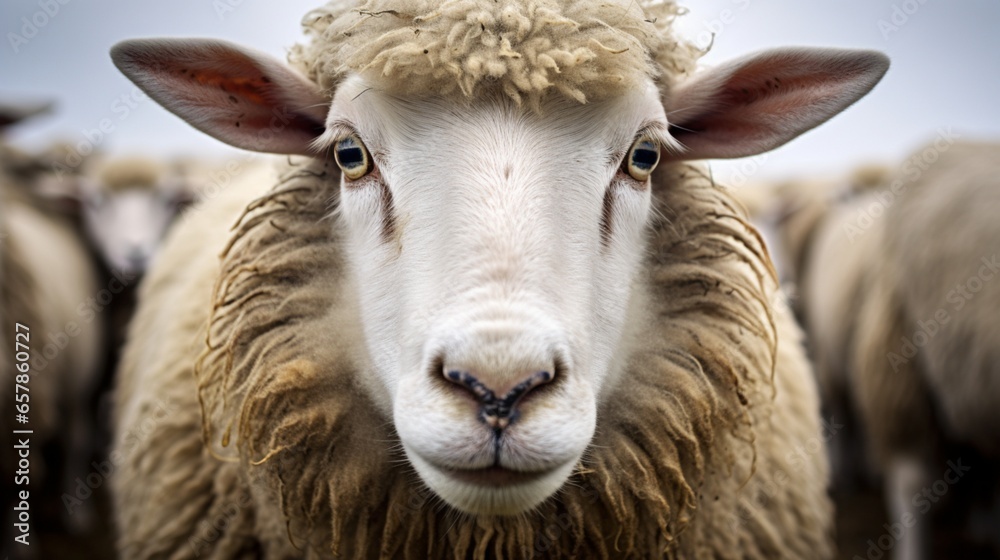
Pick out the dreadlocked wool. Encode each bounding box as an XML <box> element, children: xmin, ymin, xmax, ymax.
<box><xmin>112</xmin><ymin>156</ymin><xmax>832</xmax><ymax>559</ymax></box>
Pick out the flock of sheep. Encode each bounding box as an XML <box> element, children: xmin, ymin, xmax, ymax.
<box><xmin>1</xmin><ymin>0</ymin><xmax>997</xmax><ymax>559</ymax></box>
<box><xmin>0</xmin><ymin>106</ymin><xmax>200</xmax><ymax>558</ymax></box>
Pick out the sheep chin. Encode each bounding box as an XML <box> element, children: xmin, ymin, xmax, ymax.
<box><xmin>405</xmin><ymin>449</ymin><xmax>578</xmax><ymax>517</ymax></box>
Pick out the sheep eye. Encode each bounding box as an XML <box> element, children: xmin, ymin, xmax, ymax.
<box><xmin>333</xmin><ymin>134</ymin><xmax>372</xmax><ymax>180</ymax></box>
<box><xmin>625</xmin><ymin>136</ymin><xmax>660</xmax><ymax>182</ymax></box>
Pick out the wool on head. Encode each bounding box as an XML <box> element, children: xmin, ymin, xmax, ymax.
<box><xmin>93</xmin><ymin>156</ymin><xmax>168</xmax><ymax>192</ymax></box>
<box><xmin>289</xmin><ymin>0</ymin><xmax>702</xmax><ymax>109</ymax></box>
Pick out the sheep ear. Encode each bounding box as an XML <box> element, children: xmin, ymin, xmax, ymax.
<box><xmin>663</xmin><ymin>48</ymin><xmax>889</xmax><ymax>161</ymax></box>
<box><xmin>32</xmin><ymin>174</ymin><xmax>93</xmax><ymax>216</ymax></box>
<box><xmin>111</xmin><ymin>38</ymin><xmax>328</xmax><ymax>156</ymax></box>
<box><xmin>0</xmin><ymin>100</ymin><xmax>53</xmax><ymax>130</ymax></box>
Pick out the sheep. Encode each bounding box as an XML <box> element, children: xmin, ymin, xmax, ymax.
<box><xmin>107</xmin><ymin>1</ymin><xmax>889</xmax><ymax>557</ymax></box>
<box><xmin>734</xmin><ymin>171</ymin><xmax>892</xmax><ymax>554</ymax></box>
<box><xmin>0</xmin><ymin>100</ymin><xmax>52</xmax><ymax>130</ymax></box>
<box><xmin>39</xmin><ymin>155</ymin><xmax>202</xmax><ymax>484</ymax></box>
<box><xmin>749</xmin><ymin>142</ymin><xmax>1000</xmax><ymax>559</ymax></box>
<box><xmin>43</xmin><ymin>154</ymin><xmax>198</xmax><ymax>357</ymax></box>
<box><xmin>847</xmin><ymin>141</ymin><xmax>1000</xmax><ymax>559</ymax></box>
<box><xmin>0</xmin><ymin>144</ymin><xmax>106</xmax><ymax>548</ymax></box>
<box><xmin>737</xmin><ymin>163</ymin><xmax>892</xmax><ymax>290</ymax></box>
<box><xmin>34</xmin><ymin>154</ymin><xmax>198</xmax><ymax>277</ymax></box>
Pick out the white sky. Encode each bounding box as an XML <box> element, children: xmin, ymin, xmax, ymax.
<box><xmin>2</xmin><ymin>0</ymin><xmax>999</xmax><ymax>183</ymax></box>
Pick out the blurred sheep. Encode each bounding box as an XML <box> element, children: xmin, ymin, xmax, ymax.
<box><xmin>1</xmin><ymin>128</ymin><xmax>106</xmax><ymax>553</ymax></box>
<box><xmin>0</xmin><ymin>100</ymin><xmax>52</xmax><ymax>130</ymax></box>
<box><xmin>43</xmin><ymin>155</ymin><xmax>198</xmax><ymax>277</ymax></box>
<box><xmin>39</xmin><ymin>155</ymin><xmax>201</xmax><ymax>465</ymax></box>
<box><xmin>744</xmin><ymin>142</ymin><xmax>1000</xmax><ymax>559</ymax></box>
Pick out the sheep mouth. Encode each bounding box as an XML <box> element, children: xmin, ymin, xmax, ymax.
<box><xmin>442</xmin><ymin>465</ymin><xmax>550</xmax><ymax>487</ymax></box>
<box><xmin>407</xmin><ymin>451</ymin><xmax>579</xmax><ymax>515</ymax></box>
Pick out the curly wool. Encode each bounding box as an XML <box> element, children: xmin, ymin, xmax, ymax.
<box><xmin>289</xmin><ymin>0</ymin><xmax>702</xmax><ymax>107</ymax></box>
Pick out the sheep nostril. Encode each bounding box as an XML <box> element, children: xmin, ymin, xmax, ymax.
<box><xmin>444</xmin><ymin>370</ymin><xmax>496</xmax><ymax>405</ymax></box>
<box><xmin>443</xmin><ymin>368</ymin><xmax>555</xmax><ymax>431</ymax></box>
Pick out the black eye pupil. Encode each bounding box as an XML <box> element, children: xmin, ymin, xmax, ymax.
<box><xmin>631</xmin><ymin>148</ymin><xmax>658</xmax><ymax>170</ymax></box>
<box><xmin>335</xmin><ymin>136</ymin><xmax>367</xmax><ymax>169</ymax></box>
<box><xmin>337</xmin><ymin>146</ymin><xmax>364</xmax><ymax>167</ymax></box>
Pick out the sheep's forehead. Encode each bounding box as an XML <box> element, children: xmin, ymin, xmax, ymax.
<box><xmin>292</xmin><ymin>0</ymin><xmax>697</xmax><ymax>107</ymax></box>
<box><xmin>327</xmin><ymin>75</ymin><xmax>670</xmax><ymax>158</ymax></box>
<box><xmin>94</xmin><ymin>157</ymin><xmax>166</xmax><ymax>192</ymax></box>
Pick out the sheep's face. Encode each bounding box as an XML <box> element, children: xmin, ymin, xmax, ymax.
<box><xmin>325</xmin><ymin>76</ymin><xmax>668</xmax><ymax>515</ymax></box>
<box><xmin>79</xmin><ymin>185</ymin><xmax>189</xmax><ymax>275</ymax></box>
<box><xmin>111</xmin><ymin>35</ymin><xmax>888</xmax><ymax>517</ymax></box>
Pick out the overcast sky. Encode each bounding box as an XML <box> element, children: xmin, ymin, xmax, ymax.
<box><xmin>2</xmin><ymin>0</ymin><xmax>998</xmax><ymax>183</ymax></box>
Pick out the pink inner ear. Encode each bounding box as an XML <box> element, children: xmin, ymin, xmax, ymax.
<box><xmin>665</xmin><ymin>48</ymin><xmax>889</xmax><ymax>162</ymax></box>
<box><xmin>716</xmin><ymin>56</ymin><xmax>851</xmax><ymax>106</ymax></box>
<box><xmin>112</xmin><ymin>39</ymin><xmax>329</xmax><ymax>156</ymax></box>
<box><xmin>174</xmin><ymin>55</ymin><xmax>317</xmax><ymax>136</ymax></box>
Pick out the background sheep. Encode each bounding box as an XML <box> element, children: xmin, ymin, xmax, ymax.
<box><xmin>737</xmin><ymin>167</ymin><xmax>892</xmax><ymax>493</ymax></box>
<box><xmin>37</xmin><ymin>154</ymin><xmax>199</xmax><ymax>400</ymax></box>
<box><xmin>738</xmin><ymin>164</ymin><xmax>891</xmax><ymax>290</ymax></box>
<box><xmin>48</xmin><ymin>155</ymin><xmax>197</xmax><ymax>277</ymax></box>
<box><xmin>850</xmin><ymin>141</ymin><xmax>1000</xmax><ymax>559</ymax></box>
<box><xmin>746</xmin><ymin>142</ymin><xmax>1000</xmax><ymax>559</ymax></box>
<box><xmin>25</xmin><ymin>153</ymin><xmax>198</xmax><ymax>271</ymax></box>
<box><xmin>1</xmin><ymin>137</ymin><xmax>107</xmax><ymax>557</ymax></box>
<box><xmin>109</xmin><ymin>0</ymin><xmax>887</xmax><ymax>557</ymax></box>
<box><xmin>0</xmin><ymin>101</ymin><xmax>52</xmax><ymax>130</ymax></box>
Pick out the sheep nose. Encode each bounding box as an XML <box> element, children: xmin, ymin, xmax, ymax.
<box><xmin>444</xmin><ymin>369</ymin><xmax>554</xmax><ymax>431</ymax></box>
<box><xmin>127</xmin><ymin>247</ymin><xmax>147</xmax><ymax>271</ymax></box>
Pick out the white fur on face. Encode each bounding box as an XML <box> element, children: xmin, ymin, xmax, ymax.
<box><xmin>81</xmin><ymin>186</ymin><xmax>183</xmax><ymax>276</ymax></box>
<box><xmin>327</xmin><ymin>76</ymin><xmax>670</xmax><ymax>516</ymax></box>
